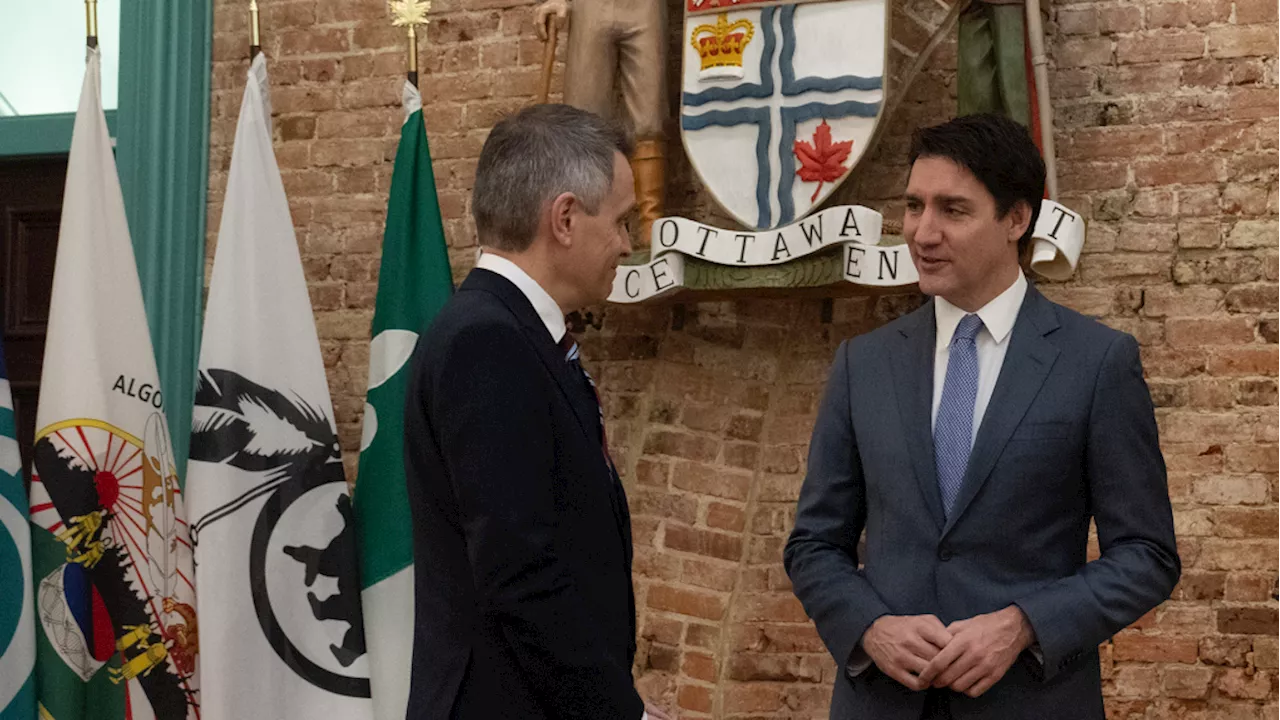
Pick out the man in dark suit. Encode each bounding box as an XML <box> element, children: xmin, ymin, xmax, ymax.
<box><xmin>784</xmin><ymin>114</ymin><xmax>1180</xmax><ymax>720</ymax></box>
<box><xmin>403</xmin><ymin>104</ymin><xmax>666</xmax><ymax>720</ymax></box>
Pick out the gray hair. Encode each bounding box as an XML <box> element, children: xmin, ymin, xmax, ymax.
<box><xmin>472</xmin><ymin>104</ymin><xmax>633</xmax><ymax>252</ymax></box>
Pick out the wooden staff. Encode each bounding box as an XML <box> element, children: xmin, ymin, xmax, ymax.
<box><xmin>537</xmin><ymin>16</ymin><xmax>560</xmax><ymax>104</ymax></box>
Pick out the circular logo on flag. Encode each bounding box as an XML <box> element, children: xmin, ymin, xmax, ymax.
<box><xmin>250</xmin><ymin>476</ymin><xmax>370</xmax><ymax>698</ymax></box>
<box><xmin>0</xmin><ymin>494</ymin><xmax>34</xmax><ymax>705</ymax></box>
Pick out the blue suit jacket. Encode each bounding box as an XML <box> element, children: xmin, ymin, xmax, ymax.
<box><xmin>784</xmin><ymin>285</ymin><xmax>1180</xmax><ymax>720</ymax></box>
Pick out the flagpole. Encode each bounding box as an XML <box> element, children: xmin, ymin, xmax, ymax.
<box><xmin>407</xmin><ymin>24</ymin><xmax>419</xmax><ymax>87</ymax></box>
<box><xmin>389</xmin><ymin>0</ymin><xmax>432</xmax><ymax>89</ymax></box>
<box><xmin>249</xmin><ymin>0</ymin><xmax>262</xmax><ymax>59</ymax></box>
<box><xmin>85</xmin><ymin>0</ymin><xmax>98</xmax><ymax>48</ymax></box>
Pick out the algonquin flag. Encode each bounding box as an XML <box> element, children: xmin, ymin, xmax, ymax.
<box><xmin>26</xmin><ymin>47</ymin><xmax>199</xmax><ymax>720</ymax></box>
<box><xmin>352</xmin><ymin>79</ymin><xmax>452</xmax><ymax>720</ymax></box>
<box><xmin>185</xmin><ymin>53</ymin><xmax>373</xmax><ymax>720</ymax></box>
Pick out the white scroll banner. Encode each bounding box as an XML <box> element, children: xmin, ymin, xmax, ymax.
<box><xmin>608</xmin><ymin>200</ymin><xmax>1086</xmax><ymax>303</ymax></box>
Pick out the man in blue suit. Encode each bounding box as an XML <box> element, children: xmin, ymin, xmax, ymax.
<box><xmin>784</xmin><ymin>114</ymin><xmax>1180</xmax><ymax>720</ymax></box>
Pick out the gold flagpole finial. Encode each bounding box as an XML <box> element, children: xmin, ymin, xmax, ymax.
<box><xmin>250</xmin><ymin>0</ymin><xmax>262</xmax><ymax>59</ymax></box>
<box><xmin>85</xmin><ymin>0</ymin><xmax>99</xmax><ymax>48</ymax></box>
<box><xmin>389</xmin><ymin>0</ymin><xmax>432</xmax><ymax>87</ymax></box>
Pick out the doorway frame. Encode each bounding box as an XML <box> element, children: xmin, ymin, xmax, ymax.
<box><xmin>0</xmin><ymin>0</ymin><xmax>211</xmax><ymax>480</ymax></box>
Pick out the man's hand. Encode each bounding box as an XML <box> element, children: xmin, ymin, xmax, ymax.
<box><xmin>918</xmin><ymin>606</ymin><xmax>1035</xmax><ymax>698</ymax></box>
<box><xmin>534</xmin><ymin>0</ymin><xmax>569</xmax><ymax>41</ymax></box>
<box><xmin>643</xmin><ymin>701</ymin><xmax>673</xmax><ymax>720</ymax></box>
<box><xmin>862</xmin><ymin>614</ymin><xmax>953</xmax><ymax>691</ymax></box>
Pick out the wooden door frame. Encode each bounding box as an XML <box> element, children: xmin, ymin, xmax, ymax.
<box><xmin>0</xmin><ymin>0</ymin><xmax>211</xmax><ymax>480</ymax></box>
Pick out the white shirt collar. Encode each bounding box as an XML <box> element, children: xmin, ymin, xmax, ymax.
<box><xmin>935</xmin><ymin>269</ymin><xmax>1028</xmax><ymax>348</ymax></box>
<box><xmin>476</xmin><ymin>252</ymin><xmax>567</xmax><ymax>343</ymax></box>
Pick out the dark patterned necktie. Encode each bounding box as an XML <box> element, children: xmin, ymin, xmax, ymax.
<box><xmin>558</xmin><ymin>333</ymin><xmax>614</xmax><ymax>469</ymax></box>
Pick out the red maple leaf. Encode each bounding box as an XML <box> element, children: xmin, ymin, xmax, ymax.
<box><xmin>794</xmin><ymin>120</ymin><xmax>854</xmax><ymax>202</ymax></box>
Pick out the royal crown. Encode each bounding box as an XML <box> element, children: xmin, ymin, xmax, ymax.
<box><xmin>691</xmin><ymin>13</ymin><xmax>754</xmax><ymax>78</ymax></box>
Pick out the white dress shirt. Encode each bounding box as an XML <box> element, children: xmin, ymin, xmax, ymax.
<box><xmin>475</xmin><ymin>252</ymin><xmax>567</xmax><ymax>344</ymax></box>
<box><xmin>931</xmin><ymin>270</ymin><xmax>1028</xmax><ymax>441</ymax></box>
<box><xmin>475</xmin><ymin>252</ymin><xmax>651</xmax><ymax>720</ymax></box>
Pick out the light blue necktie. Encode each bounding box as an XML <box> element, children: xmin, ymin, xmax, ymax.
<box><xmin>935</xmin><ymin>314</ymin><xmax>983</xmax><ymax>517</ymax></box>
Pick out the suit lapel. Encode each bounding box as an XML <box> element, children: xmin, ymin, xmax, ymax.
<box><xmin>461</xmin><ymin>269</ymin><xmax>601</xmax><ymax>447</ymax></box>
<box><xmin>891</xmin><ymin>302</ymin><xmax>946</xmax><ymax>532</ymax></box>
<box><xmin>941</xmin><ymin>286</ymin><xmax>1061</xmax><ymax>538</ymax></box>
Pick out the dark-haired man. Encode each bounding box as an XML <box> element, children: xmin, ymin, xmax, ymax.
<box><xmin>784</xmin><ymin>113</ymin><xmax>1180</xmax><ymax>720</ymax></box>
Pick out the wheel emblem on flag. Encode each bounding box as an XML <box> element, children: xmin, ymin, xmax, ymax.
<box><xmin>29</xmin><ymin>417</ymin><xmax>199</xmax><ymax>715</ymax></box>
<box><xmin>190</xmin><ymin>368</ymin><xmax>371</xmax><ymax>698</ymax></box>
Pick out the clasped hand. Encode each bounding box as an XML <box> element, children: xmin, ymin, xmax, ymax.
<box><xmin>861</xmin><ymin>606</ymin><xmax>1034</xmax><ymax>698</ymax></box>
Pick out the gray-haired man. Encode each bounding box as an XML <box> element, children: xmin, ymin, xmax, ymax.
<box><xmin>403</xmin><ymin>104</ymin><xmax>668</xmax><ymax>719</ymax></box>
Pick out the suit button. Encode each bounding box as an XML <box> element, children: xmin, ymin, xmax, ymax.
<box><xmin>938</xmin><ymin>547</ymin><xmax>954</xmax><ymax>562</ymax></box>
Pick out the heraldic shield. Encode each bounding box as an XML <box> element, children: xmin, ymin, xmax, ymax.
<box><xmin>681</xmin><ymin>0</ymin><xmax>887</xmax><ymax>231</ymax></box>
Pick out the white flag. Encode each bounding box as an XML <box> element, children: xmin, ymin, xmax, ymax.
<box><xmin>28</xmin><ymin>46</ymin><xmax>198</xmax><ymax>720</ymax></box>
<box><xmin>186</xmin><ymin>54</ymin><xmax>373</xmax><ymax>720</ymax></box>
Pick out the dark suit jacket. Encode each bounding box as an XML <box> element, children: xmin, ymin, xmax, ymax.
<box><xmin>784</xmin><ymin>285</ymin><xmax>1180</xmax><ymax>720</ymax></box>
<box><xmin>403</xmin><ymin>268</ymin><xmax>642</xmax><ymax>720</ymax></box>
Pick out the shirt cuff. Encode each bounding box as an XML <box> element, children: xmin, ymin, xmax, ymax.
<box><xmin>845</xmin><ymin>646</ymin><xmax>875</xmax><ymax>679</ymax></box>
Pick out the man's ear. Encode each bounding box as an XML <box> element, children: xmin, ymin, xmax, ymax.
<box><xmin>1007</xmin><ymin>199</ymin><xmax>1033</xmax><ymax>245</ymax></box>
<box><xmin>548</xmin><ymin>191</ymin><xmax>577</xmax><ymax>247</ymax></box>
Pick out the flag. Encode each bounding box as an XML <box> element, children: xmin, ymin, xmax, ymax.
<box><xmin>26</xmin><ymin>47</ymin><xmax>198</xmax><ymax>720</ymax></box>
<box><xmin>351</xmin><ymin>80</ymin><xmax>453</xmax><ymax>720</ymax></box>
<box><xmin>186</xmin><ymin>53</ymin><xmax>372</xmax><ymax>720</ymax></box>
<box><xmin>0</xmin><ymin>335</ymin><xmax>35</xmax><ymax>720</ymax></box>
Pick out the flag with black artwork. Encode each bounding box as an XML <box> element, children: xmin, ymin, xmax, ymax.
<box><xmin>185</xmin><ymin>53</ymin><xmax>372</xmax><ymax>720</ymax></box>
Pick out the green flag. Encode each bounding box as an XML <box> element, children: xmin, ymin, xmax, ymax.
<box><xmin>353</xmin><ymin>79</ymin><xmax>453</xmax><ymax>720</ymax></box>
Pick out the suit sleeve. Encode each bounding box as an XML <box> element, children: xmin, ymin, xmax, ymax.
<box><xmin>430</xmin><ymin>323</ymin><xmax>644</xmax><ymax>720</ymax></box>
<box><xmin>784</xmin><ymin>340</ymin><xmax>892</xmax><ymax>675</ymax></box>
<box><xmin>1015</xmin><ymin>333</ymin><xmax>1181</xmax><ymax>680</ymax></box>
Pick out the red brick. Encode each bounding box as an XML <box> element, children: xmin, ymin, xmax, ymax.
<box><xmin>1236</xmin><ymin>0</ymin><xmax>1280</xmax><ymax>24</ymax></box>
<box><xmin>1065</xmin><ymin>127</ymin><xmax>1164</xmax><ymax>159</ymax></box>
<box><xmin>1200</xmin><ymin>635</ymin><xmax>1254</xmax><ymax>666</ymax></box>
<box><xmin>705</xmin><ymin>502</ymin><xmax>746</xmax><ymax>532</ymax></box>
<box><xmin>1056</xmin><ymin>37</ymin><xmax>1115</xmax><ymax>67</ymax></box>
<box><xmin>1172</xmin><ymin>570</ymin><xmax>1227</xmax><ymax>600</ymax></box>
<box><xmin>641</xmin><ymin>615</ymin><xmax>684</xmax><ymax>645</ymax></box>
<box><xmin>644</xmin><ymin>431</ymin><xmax>720</xmax><ymax>463</ymax></box>
<box><xmin>1161</xmin><ymin>665</ymin><xmax>1214</xmax><ymax>699</ymax></box>
<box><xmin>1224</xmin><ymin>572</ymin><xmax>1278</xmax><ymax>601</ymax></box>
<box><xmin>677</xmin><ymin>684</ymin><xmax>712</xmax><ymax>713</ymax></box>
<box><xmin>1217</xmin><ymin>606</ymin><xmax>1280</xmax><ymax>634</ymax></box>
<box><xmin>1198</xmin><ymin>539</ymin><xmax>1275</xmax><ymax>570</ymax></box>
<box><xmin>1216</xmin><ymin>668</ymin><xmax>1276</xmax><ymax>699</ymax></box>
<box><xmin>1112</xmin><ymin>632</ymin><xmax>1201</xmax><ymax>663</ymax></box>
<box><xmin>1117</xmin><ymin>32</ymin><xmax>1206</xmax><ymax>64</ymax></box>
<box><xmin>727</xmin><ymin>653</ymin><xmax>824</xmax><ymax>682</ymax></box>
<box><xmin>1114</xmin><ymin>665</ymin><xmax>1161</xmax><ymax>697</ymax></box>
<box><xmin>1208</xmin><ymin>25</ymin><xmax>1279</xmax><ymax>58</ymax></box>
<box><xmin>682</xmin><ymin>651</ymin><xmax>718</xmax><ymax>682</ymax></box>
<box><xmin>671</xmin><ymin>462</ymin><xmax>751</xmax><ymax>500</ymax></box>
<box><xmin>1226</xmin><ymin>87</ymin><xmax>1280</xmax><ymax>121</ymax></box>
<box><xmin>1207</xmin><ymin>347</ymin><xmax>1278</xmax><ymax>376</ymax></box>
<box><xmin>1101</xmin><ymin>64</ymin><xmax>1184</xmax><ymax>94</ymax></box>
<box><xmin>1256</xmin><ymin>637</ymin><xmax>1280</xmax><ymax>669</ymax></box>
<box><xmin>1055</xmin><ymin>8</ymin><xmax>1097</xmax><ymax>35</ymax></box>
<box><xmin>664</xmin><ymin>525</ymin><xmax>744</xmax><ymax>562</ymax></box>
<box><xmin>1098</xmin><ymin>5</ymin><xmax>1143</xmax><ymax>33</ymax></box>
<box><xmin>1165</xmin><ymin>317</ymin><xmax>1256</xmax><ymax>346</ymax></box>
<box><xmin>646</xmin><ymin>585</ymin><xmax>726</xmax><ymax>621</ymax></box>
<box><xmin>1135</xmin><ymin>155</ymin><xmax>1223</xmax><ymax>186</ymax></box>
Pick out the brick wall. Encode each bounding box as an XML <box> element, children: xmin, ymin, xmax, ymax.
<box><xmin>207</xmin><ymin>0</ymin><xmax>1278</xmax><ymax>716</ymax></box>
